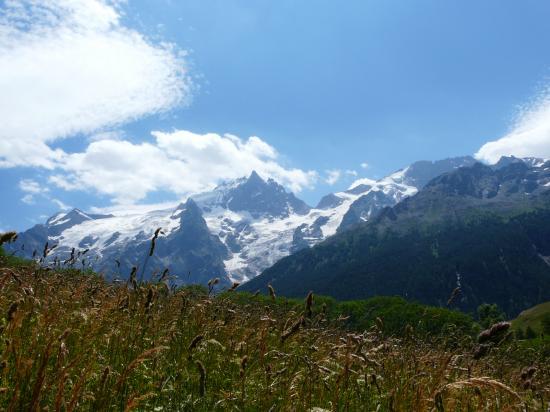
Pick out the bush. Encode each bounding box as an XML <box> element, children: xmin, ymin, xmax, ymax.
<box><xmin>477</xmin><ymin>303</ymin><xmax>505</xmax><ymax>329</ymax></box>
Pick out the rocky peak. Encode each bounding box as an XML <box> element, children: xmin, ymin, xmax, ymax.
<box><xmin>403</xmin><ymin>156</ymin><xmax>477</xmax><ymax>188</ymax></box>
<box><xmin>223</xmin><ymin>171</ymin><xmax>311</xmax><ymax>217</ymax></box>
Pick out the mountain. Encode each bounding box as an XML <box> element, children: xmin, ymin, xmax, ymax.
<box><xmin>7</xmin><ymin>157</ymin><xmax>476</xmax><ymax>284</ymax></box>
<box><xmin>241</xmin><ymin>160</ymin><xmax>550</xmax><ymax>316</ymax></box>
<box><xmin>334</xmin><ymin>156</ymin><xmax>476</xmax><ymax>232</ymax></box>
<box><xmin>9</xmin><ymin>199</ymin><xmax>231</xmax><ymax>287</ymax></box>
<box><xmin>194</xmin><ymin>171</ymin><xmax>310</xmax><ymax>218</ymax></box>
<box><xmin>11</xmin><ymin>208</ymin><xmax>113</xmax><ymax>256</ymax></box>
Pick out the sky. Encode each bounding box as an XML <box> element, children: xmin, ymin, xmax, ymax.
<box><xmin>1</xmin><ymin>0</ymin><xmax>550</xmax><ymax>231</ymax></box>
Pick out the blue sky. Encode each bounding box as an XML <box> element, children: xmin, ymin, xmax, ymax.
<box><xmin>1</xmin><ymin>0</ymin><xmax>550</xmax><ymax>231</ymax></box>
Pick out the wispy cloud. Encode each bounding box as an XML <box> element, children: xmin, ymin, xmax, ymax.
<box><xmin>51</xmin><ymin>198</ymin><xmax>71</xmax><ymax>211</ymax></box>
<box><xmin>0</xmin><ymin>0</ymin><xmax>191</xmax><ymax>169</ymax></box>
<box><xmin>476</xmin><ymin>87</ymin><xmax>550</xmax><ymax>163</ymax></box>
<box><xmin>21</xmin><ymin>194</ymin><xmax>35</xmax><ymax>205</ymax></box>
<box><xmin>360</xmin><ymin>162</ymin><xmax>369</xmax><ymax>169</ymax></box>
<box><xmin>18</xmin><ymin>178</ymin><xmax>70</xmax><ymax>209</ymax></box>
<box><xmin>19</xmin><ymin>179</ymin><xmax>48</xmax><ymax>195</ymax></box>
<box><xmin>324</xmin><ymin>169</ymin><xmax>342</xmax><ymax>185</ymax></box>
<box><xmin>19</xmin><ymin>178</ymin><xmax>49</xmax><ymax>205</ymax></box>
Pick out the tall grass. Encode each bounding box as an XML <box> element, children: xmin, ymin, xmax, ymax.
<box><xmin>0</xmin><ymin>254</ymin><xmax>548</xmax><ymax>411</ymax></box>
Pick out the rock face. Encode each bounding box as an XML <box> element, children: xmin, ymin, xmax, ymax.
<box><xmin>241</xmin><ymin>160</ymin><xmax>550</xmax><ymax>316</ymax></box>
<box><xmin>7</xmin><ymin>156</ymin><xmax>478</xmax><ymax>284</ymax></box>
<box><xmin>223</xmin><ymin>171</ymin><xmax>310</xmax><ymax>218</ymax></box>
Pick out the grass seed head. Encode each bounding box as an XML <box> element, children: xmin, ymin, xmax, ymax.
<box><xmin>478</xmin><ymin>321</ymin><xmax>511</xmax><ymax>344</ymax></box>
<box><xmin>268</xmin><ymin>284</ymin><xmax>276</xmax><ymax>301</ymax></box>
<box><xmin>188</xmin><ymin>334</ymin><xmax>204</xmax><ymax>356</ymax></box>
<box><xmin>6</xmin><ymin>300</ymin><xmax>20</xmax><ymax>322</ymax></box>
<box><xmin>305</xmin><ymin>291</ymin><xmax>314</xmax><ymax>317</ymax></box>
<box><xmin>196</xmin><ymin>361</ymin><xmax>206</xmax><ymax>397</ymax></box>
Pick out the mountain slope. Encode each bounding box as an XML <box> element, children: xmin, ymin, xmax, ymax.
<box><xmin>512</xmin><ymin>301</ymin><xmax>550</xmax><ymax>335</ymax></box>
<box><xmin>242</xmin><ymin>161</ymin><xmax>550</xmax><ymax>316</ymax></box>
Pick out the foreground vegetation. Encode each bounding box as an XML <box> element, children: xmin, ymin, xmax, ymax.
<box><xmin>0</xmin><ymin>246</ymin><xmax>548</xmax><ymax>410</ymax></box>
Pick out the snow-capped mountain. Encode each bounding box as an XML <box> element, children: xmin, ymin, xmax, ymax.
<box><xmin>8</xmin><ymin>156</ymin><xmax>478</xmax><ymax>284</ymax></box>
<box><xmin>242</xmin><ymin>158</ymin><xmax>550</xmax><ymax>315</ymax></box>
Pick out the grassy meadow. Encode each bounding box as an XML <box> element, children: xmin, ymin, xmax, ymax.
<box><xmin>0</xmin><ymin>239</ymin><xmax>548</xmax><ymax>411</ymax></box>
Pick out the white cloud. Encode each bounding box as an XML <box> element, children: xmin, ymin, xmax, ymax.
<box><xmin>21</xmin><ymin>194</ymin><xmax>35</xmax><ymax>205</ymax></box>
<box><xmin>90</xmin><ymin>201</ymin><xmax>180</xmax><ymax>216</ymax></box>
<box><xmin>345</xmin><ymin>169</ymin><xmax>358</xmax><ymax>177</ymax></box>
<box><xmin>0</xmin><ymin>2</ymin><xmax>318</xmax><ymax>206</ymax></box>
<box><xmin>324</xmin><ymin>169</ymin><xmax>341</xmax><ymax>185</ymax></box>
<box><xmin>19</xmin><ymin>178</ymin><xmax>48</xmax><ymax>194</ymax></box>
<box><xmin>51</xmin><ymin>198</ymin><xmax>71</xmax><ymax>211</ymax></box>
<box><xmin>360</xmin><ymin>162</ymin><xmax>369</xmax><ymax>169</ymax></box>
<box><xmin>0</xmin><ymin>0</ymin><xmax>191</xmax><ymax>168</ymax></box>
<box><xmin>348</xmin><ymin>177</ymin><xmax>377</xmax><ymax>190</ymax></box>
<box><xmin>49</xmin><ymin>131</ymin><xmax>317</xmax><ymax>204</ymax></box>
<box><xmin>18</xmin><ymin>178</ymin><xmax>71</xmax><ymax>209</ymax></box>
<box><xmin>88</xmin><ymin>130</ymin><xmax>125</xmax><ymax>142</ymax></box>
<box><xmin>476</xmin><ymin>90</ymin><xmax>550</xmax><ymax>163</ymax></box>
<box><xmin>19</xmin><ymin>178</ymin><xmax>48</xmax><ymax>205</ymax></box>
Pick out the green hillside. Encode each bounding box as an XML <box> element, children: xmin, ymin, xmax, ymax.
<box><xmin>512</xmin><ymin>301</ymin><xmax>550</xmax><ymax>335</ymax></box>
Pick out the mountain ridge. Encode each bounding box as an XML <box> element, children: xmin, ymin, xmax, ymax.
<box><xmin>241</xmin><ymin>160</ymin><xmax>550</xmax><ymax>315</ymax></box>
<box><xmin>6</xmin><ymin>156</ymin><xmax>492</xmax><ymax>285</ymax></box>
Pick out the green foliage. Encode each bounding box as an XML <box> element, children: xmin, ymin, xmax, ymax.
<box><xmin>0</xmin><ymin>260</ymin><xmax>547</xmax><ymax>410</ymax></box>
<box><xmin>333</xmin><ymin>296</ymin><xmax>475</xmax><ymax>337</ymax></box>
<box><xmin>477</xmin><ymin>303</ymin><xmax>505</xmax><ymax>329</ymax></box>
<box><xmin>515</xmin><ymin>328</ymin><xmax>525</xmax><ymax>340</ymax></box>
<box><xmin>525</xmin><ymin>326</ymin><xmax>537</xmax><ymax>340</ymax></box>
<box><xmin>541</xmin><ymin>312</ymin><xmax>550</xmax><ymax>335</ymax></box>
<box><xmin>0</xmin><ymin>244</ymin><xmax>31</xmax><ymax>268</ymax></box>
<box><xmin>225</xmin><ymin>292</ymin><xmax>476</xmax><ymax>338</ymax></box>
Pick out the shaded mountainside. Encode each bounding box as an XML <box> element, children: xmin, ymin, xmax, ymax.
<box><xmin>242</xmin><ymin>161</ymin><xmax>550</xmax><ymax>316</ymax></box>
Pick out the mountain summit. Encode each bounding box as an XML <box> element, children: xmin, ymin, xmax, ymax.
<box><xmin>223</xmin><ymin>171</ymin><xmax>310</xmax><ymax>217</ymax></box>
<box><xmin>193</xmin><ymin>171</ymin><xmax>310</xmax><ymax>218</ymax></box>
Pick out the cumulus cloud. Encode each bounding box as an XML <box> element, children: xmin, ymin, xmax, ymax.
<box><xmin>0</xmin><ymin>1</ymin><xmax>317</xmax><ymax>205</ymax></box>
<box><xmin>476</xmin><ymin>89</ymin><xmax>550</xmax><ymax>163</ymax></box>
<box><xmin>0</xmin><ymin>0</ymin><xmax>191</xmax><ymax>168</ymax></box>
<box><xmin>360</xmin><ymin>162</ymin><xmax>369</xmax><ymax>169</ymax></box>
<box><xmin>49</xmin><ymin>131</ymin><xmax>318</xmax><ymax>204</ymax></box>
